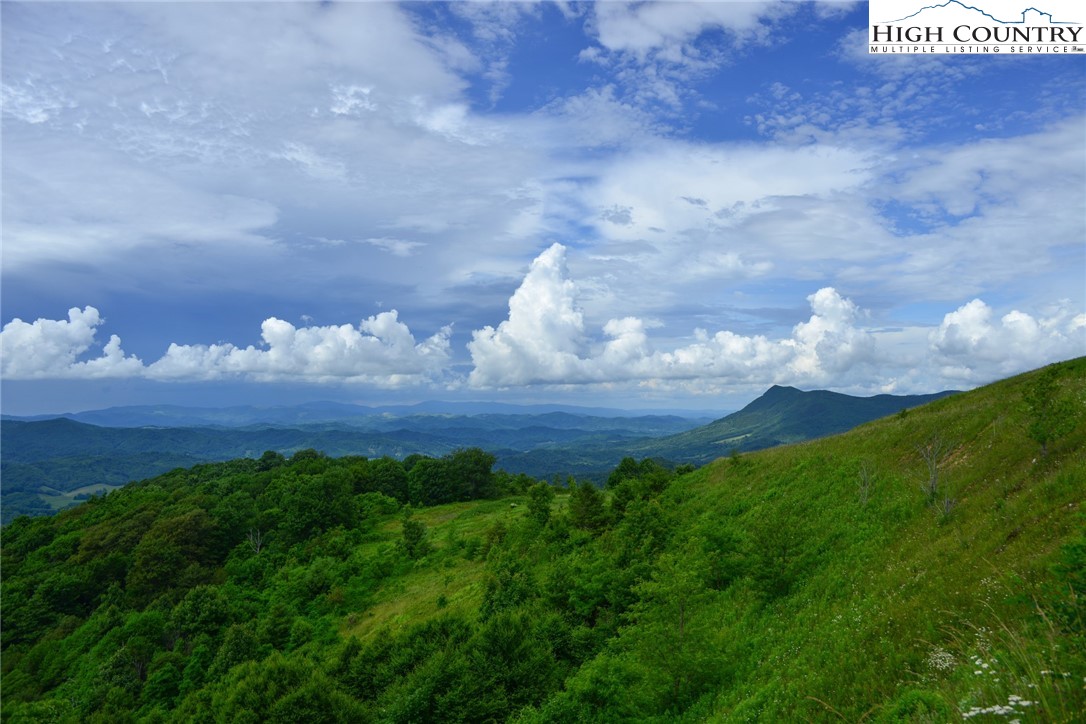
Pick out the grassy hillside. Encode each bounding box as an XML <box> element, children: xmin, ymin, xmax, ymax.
<box><xmin>1</xmin><ymin>359</ymin><xmax>1082</xmax><ymax>722</ymax></box>
<box><xmin>626</xmin><ymin>385</ymin><xmax>955</xmax><ymax>464</ymax></box>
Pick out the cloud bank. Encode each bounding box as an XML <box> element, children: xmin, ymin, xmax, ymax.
<box><xmin>2</xmin><ymin>309</ymin><xmax>452</xmax><ymax>387</ymax></box>
<box><xmin>3</xmin><ymin>244</ymin><xmax>1082</xmax><ymax>394</ymax></box>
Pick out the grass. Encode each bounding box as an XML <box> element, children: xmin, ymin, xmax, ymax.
<box><xmin>38</xmin><ymin>483</ymin><xmax>125</xmax><ymax>511</ymax></box>
<box><xmin>344</xmin><ymin>495</ymin><xmax>573</xmax><ymax>641</ymax></box>
<box><xmin>672</xmin><ymin>359</ymin><xmax>1086</xmax><ymax>720</ymax></box>
<box><xmin>3</xmin><ymin>360</ymin><xmax>1081</xmax><ymax>722</ymax></box>
<box><xmin>338</xmin><ymin>359</ymin><xmax>1084</xmax><ymax>721</ymax></box>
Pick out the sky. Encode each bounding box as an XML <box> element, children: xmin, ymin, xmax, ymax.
<box><xmin>1</xmin><ymin>0</ymin><xmax>1084</xmax><ymax>416</ymax></box>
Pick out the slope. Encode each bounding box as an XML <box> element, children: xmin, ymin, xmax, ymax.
<box><xmin>629</xmin><ymin>385</ymin><xmax>956</xmax><ymax>463</ymax></box>
<box><xmin>1</xmin><ymin>359</ymin><xmax>1082</xmax><ymax>722</ymax></box>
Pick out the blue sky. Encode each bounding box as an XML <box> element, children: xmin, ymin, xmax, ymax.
<box><xmin>2</xmin><ymin>0</ymin><xmax>1084</xmax><ymax>415</ymax></box>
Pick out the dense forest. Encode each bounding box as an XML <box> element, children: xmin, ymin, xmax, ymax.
<box><xmin>2</xmin><ymin>359</ymin><xmax>1083</xmax><ymax>722</ymax></box>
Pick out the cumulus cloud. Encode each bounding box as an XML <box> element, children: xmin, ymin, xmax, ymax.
<box><xmin>930</xmin><ymin>299</ymin><xmax>1086</xmax><ymax>383</ymax></box>
<box><xmin>468</xmin><ymin>244</ymin><xmax>590</xmax><ymax>387</ymax></box>
<box><xmin>467</xmin><ymin>244</ymin><xmax>1084</xmax><ymax>394</ymax></box>
<box><xmin>148</xmin><ymin>311</ymin><xmax>451</xmax><ymax>385</ymax></box>
<box><xmin>468</xmin><ymin>244</ymin><xmax>877</xmax><ymax>388</ymax></box>
<box><xmin>0</xmin><ymin>307</ymin><xmax>143</xmax><ymax>379</ymax></box>
<box><xmin>2</xmin><ymin>308</ymin><xmax>451</xmax><ymax>386</ymax></box>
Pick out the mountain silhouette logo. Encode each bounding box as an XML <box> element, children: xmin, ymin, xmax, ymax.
<box><xmin>884</xmin><ymin>0</ymin><xmax>1078</xmax><ymax>25</ymax></box>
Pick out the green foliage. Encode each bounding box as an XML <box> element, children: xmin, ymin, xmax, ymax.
<box><xmin>568</xmin><ymin>480</ymin><xmax>607</xmax><ymax>533</ymax></box>
<box><xmin>400</xmin><ymin>510</ymin><xmax>431</xmax><ymax>560</ymax></box>
<box><xmin>879</xmin><ymin>689</ymin><xmax>951</xmax><ymax>722</ymax></box>
<box><xmin>525</xmin><ymin>482</ymin><xmax>555</xmax><ymax>528</ymax></box>
<box><xmin>364</xmin><ymin>457</ymin><xmax>409</xmax><ymax>502</ymax></box>
<box><xmin>480</xmin><ymin>548</ymin><xmax>537</xmax><ymax>620</ymax></box>
<box><xmin>1023</xmin><ymin>363</ymin><xmax>1079</xmax><ymax>456</ymax></box>
<box><xmin>2</xmin><ymin>360</ymin><xmax>1084</xmax><ymax>722</ymax></box>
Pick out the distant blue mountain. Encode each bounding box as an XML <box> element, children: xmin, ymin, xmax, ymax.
<box><xmin>1</xmin><ymin>386</ymin><xmax>957</xmax><ymax>523</ymax></box>
<box><xmin>2</xmin><ymin>400</ymin><xmax>716</xmax><ymax>428</ymax></box>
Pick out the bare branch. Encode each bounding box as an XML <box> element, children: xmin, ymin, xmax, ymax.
<box><xmin>916</xmin><ymin>434</ymin><xmax>954</xmax><ymax>503</ymax></box>
<box><xmin>246</xmin><ymin>527</ymin><xmax>265</xmax><ymax>555</ymax></box>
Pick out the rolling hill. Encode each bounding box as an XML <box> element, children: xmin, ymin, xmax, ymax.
<box><xmin>1</xmin><ymin>359</ymin><xmax>1082</xmax><ymax>721</ymax></box>
<box><xmin>629</xmin><ymin>384</ymin><xmax>957</xmax><ymax>462</ymax></box>
<box><xmin>0</xmin><ymin>387</ymin><xmax>957</xmax><ymax>522</ymax></box>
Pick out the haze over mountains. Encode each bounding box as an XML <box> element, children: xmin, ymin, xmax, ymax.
<box><xmin>3</xmin><ymin>400</ymin><xmax>716</xmax><ymax>428</ymax></box>
<box><xmin>1</xmin><ymin>386</ymin><xmax>952</xmax><ymax>523</ymax></box>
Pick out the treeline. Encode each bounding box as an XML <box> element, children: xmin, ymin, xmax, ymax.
<box><xmin>0</xmin><ymin>446</ymin><xmax>693</xmax><ymax>721</ymax></box>
<box><xmin>1</xmin><ymin>446</ymin><xmax>534</xmax><ymax>642</ymax></box>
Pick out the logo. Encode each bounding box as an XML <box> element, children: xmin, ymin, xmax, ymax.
<box><xmin>869</xmin><ymin>0</ymin><xmax>1085</xmax><ymax>54</ymax></box>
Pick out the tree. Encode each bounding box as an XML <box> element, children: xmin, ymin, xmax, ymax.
<box><xmin>256</xmin><ymin>450</ymin><xmax>286</xmax><ymax>471</ymax></box>
<box><xmin>368</xmin><ymin>457</ymin><xmax>409</xmax><ymax>502</ymax></box>
<box><xmin>626</xmin><ymin>541</ymin><xmax>722</xmax><ymax>711</ymax></box>
<box><xmin>170</xmin><ymin>585</ymin><xmax>231</xmax><ymax>641</ymax></box>
<box><xmin>401</xmin><ymin>509</ymin><xmax>430</xmax><ymax>559</ymax></box>
<box><xmin>1024</xmin><ymin>365</ymin><xmax>1078</xmax><ymax>457</ymax></box>
<box><xmin>916</xmin><ymin>434</ymin><xmax>953</xmax><ymax>504</ymax></box>
<box><xmin>407</xmin><ymin>457</ymin><xmax>453</xmax><ymax>506</ymax></box>
<box><xmin>526</xmin><ymin>483</ymin><xmax>555</xmax><ymax>528</ymax></box>
<box><xmin>276</xmin><ymin>469</ymin><xmax>356</xmax><ymax>544</ymax></box>
<box><xmin>607</xmin><ymin>457</ymin><xmax>643</xmax><ymax>489</ymax></box>
<box><xmin>447</xmin><ymin>448</ymin><xmax>497</xmax><ymax>501</ymax></box>
<box><xmin>481</xmin><ymin>549</ymin><xmax>536</xmax><ymax>619</ymax></box>
<box><xmin>569</xmin><ymin>481</ymin><xmax>607</xmax><ymax>534</ymax></box>
<box><xmin>126</xmin><ymin>508</ymin><xmax>220</xmax><ymax>606</ymax></box>
<box><xmin>208</xmin><ymin>624</ymin><xmax>259</xmax><ymax>679</ymax></box>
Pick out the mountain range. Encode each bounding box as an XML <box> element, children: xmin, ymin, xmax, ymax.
<box><xmin>1</xmin><ymin>386</ymin><xmax>953</xmax><ymax>523</ymax></box>
<box><xmin>2</xmin><ymin>360</ymin><xmax>1081</xmax><ymax>721</ymax></box>
<box><xmin>2</xmin><ymin>400</ymin><xmax>715</xmax><ymax>427</ymax></box>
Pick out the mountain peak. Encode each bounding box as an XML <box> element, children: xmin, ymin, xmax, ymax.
<box><xmin>754</xmin><ymin>385</ymin><xmax>806</xmax><ymax>404</ymax></box>
<box><xmin>764</xmin><ymin>384</ymin><xmax>802</xmax><ymax>395</ymax></box>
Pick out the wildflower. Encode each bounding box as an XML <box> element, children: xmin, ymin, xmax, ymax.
<box><xmin>926</xmin><ymin>646</ymin><xmax>955</xmax><ymax>672</ymax></box>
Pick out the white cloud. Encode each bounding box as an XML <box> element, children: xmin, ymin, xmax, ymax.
<box><xmin>855</xmin><ymin>117</ymin><xmax>1086</xmax><ymax>300</ymax></box>
<box><xmin>363</xmin><ymin>238</ymin><xmax>426</xmax><ymax>257</ymax></box>
<box><xmin>2</xmin><ymin>308</ymin><xmax>451</xmax><ymax>386</ymax></box>
<box><xmin>787</xmin><ymin>287</ymin><xmax>876</xmax><ymax>379</ymax></box>
<box><xmin>0</xmin><ymin>307</ymin><xmax>142</xmax><ymax>379</ymax></box>
<box><xmin>591</xmin><ymin>1</ymin><xmax>792</xmax><ymax>57</ymax></box>
<box><xmin>583</xmin><ymin>141</ymin><xmax>874</xmax><ymax>244</ymax></box>
<box><xmin>930</xmin><ymin>299</ymin><xmax>1086</xmax><ymax>382</ymax></box>
<box><xmin>147</xmin><ymin>311</ymin><xmax>452</xmax><ymax>385</ymax></box>
<box><xmin>1</xmin><ymin>81</ymin><xmax>75</xmax><ymax>124</ymax></box>
<box><xmin>4</xmin><ymin>253</ymin><xmax>1082</xmax><ymax>396</ymax></box>
<box><xmin>2</xmin><ymin>137</ymin><xmax>279</xmax><ymax>273</ymax></box>
<box><xmin>467</xmin><ymin>244</ymin><xmax>1084</xmax><ymax>394</ymax></box>
<box><xmin>274</xmin><ymin>142</ymin><xmax>348</xmax><ymax>182</ymax></box>
<box><xmin>581</xmin><ymin>1</ymin><xmax>800</xmax><ymax>111</ymax></box>
<box><xmin>3</xmin><ymin>1</ymin><xmax>1082</xmax><ymax>410</ymax></box>
<box><xmin>329</xmin><ymin>84</ymin><xmax>376</xmax><ymax>115</ymax></box>
<box><xmin>468</xmin><ymin>243</ymin><xmax>590</xmax><ymax>387</ymax></box>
